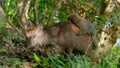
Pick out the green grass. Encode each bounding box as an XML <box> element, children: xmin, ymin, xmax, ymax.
<box><xmin>32</xmin><ymin>46</ymin><xmax>120</xmax><ymax>68</ymax></box>
<box><xmin>0</xmin><ymin>46</ymin><xmax>120</xmax><ymax>68</ymax></box>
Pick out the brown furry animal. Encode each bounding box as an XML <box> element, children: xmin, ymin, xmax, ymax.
<box><xmin>26</xmin><ymin>21</ymin><xmax>98</xmax><ymax>62</ymax></box>
<box><xmin>67</xmin><ymin>13</ymin><xmax>97</xmax><ymax>49</ymax></box>
<box><xmin>67</xmin><ymin>13</ymin><xmax>94</xmax><ymax>36</ymax></box>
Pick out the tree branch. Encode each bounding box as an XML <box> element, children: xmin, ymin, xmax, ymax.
<box><xmin>47</xmin><ymin>0</ymin><xmax>65</xmax><ymax>26</ymax></box>
<box><xmin>0</xmin><ymin>5</ymin><xmax>21</xmax><ymax>36</ymax></box>
<box><xmin>33</xmin><ymin>0</ymin><xmax>38</xmax><ymax>26</ymax></box>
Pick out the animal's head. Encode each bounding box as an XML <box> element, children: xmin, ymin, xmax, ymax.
<box><xmin>26</xmin><ymin>25</ymin><xmax>49</xmax><ymax>47</ymax></box>
<box><xmin>67</xmin><ymin>13</ymin><xmax>80</xmax><ymax>23</ymax></box>
<box><xmin>98</xmin><ymin>24</ymin><xmax>120</xmax><ymax>54</ymax></box>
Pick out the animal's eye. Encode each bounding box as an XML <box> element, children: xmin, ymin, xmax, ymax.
<box><xmin>104</xmin><ymin>37</ymin><xmax>107</xmax><ymax>40</ymax></box>
<box><xmin>33</xmin><ymin>35</ymin><xmax>36</xmax><ymax>38</ymax></box>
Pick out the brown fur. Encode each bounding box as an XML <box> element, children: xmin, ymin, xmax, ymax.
<box><xmin>67</xmin><ymin>13</ymin><xmax>98</xmax><ymax>50</ymax></box>
<box><xmin>67</xmin><ymin>13</ymin><xmax>93</xmax><ymax>35</ymax></box>
<box><xmin>26</xmin><ymin>21</ymin><xmax>98</xmax><ymax>62</ymax></box>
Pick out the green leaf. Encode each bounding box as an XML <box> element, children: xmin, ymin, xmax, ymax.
<box><xmin>33</xmin><ymin>53</ymin><xmax>41</xmax><ymax>63</ymax></box>
<box><xmin>0</xmin><ymin>49</ymin><xmax>7</xmax><ymax>53</ymax></box>
<box><xmin>31</xmin><ymin>63</ymin><xmax>39</xmax><ymax>67</ymax></box>
<box><xmin>43</xmin><ymin>57</ymin><xmax>49</xmax><ymax>66</ymax></box>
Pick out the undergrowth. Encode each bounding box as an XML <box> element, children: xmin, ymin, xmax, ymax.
<box><xmin>0</xmin><ymin>28</ymin><xmax>120</xmax><ymax>68</ymax></box>
<box><xmin>32</xmin><ymin>46</ymin><xmax>120</xmax><ymax>68</ymax></box>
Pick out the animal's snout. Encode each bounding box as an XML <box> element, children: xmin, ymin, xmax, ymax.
<box><xmin>100</xmin><ymin>44</ymin><xmax>105</xmax><ymax>48</ymax></box>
